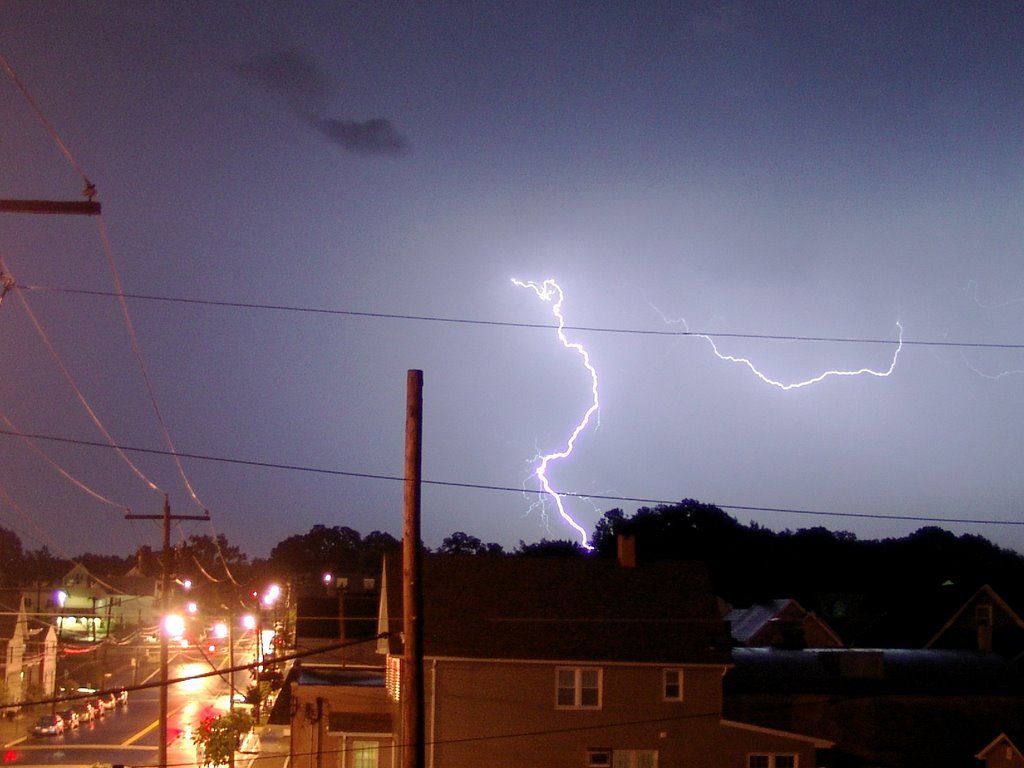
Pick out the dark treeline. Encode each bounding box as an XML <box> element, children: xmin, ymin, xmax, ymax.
<box><xmin>590</xmin><ymin>499</ymin><xmax>1024</xmax><ymax>643</ymax></box>
<box><xmin>4</xmin><ymin>500</ymin><xmax>1022</xmax><ymax>642</ymax></box>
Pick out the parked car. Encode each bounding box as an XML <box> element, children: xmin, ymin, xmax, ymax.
<box><xmin>57</xmin><ymin>709</ymin><xmax>80</xmax><ymax>730</ymax></box>
<box><xmin>31</xmin><ymin>714</ymin><xmax>64</xmax><ymax>736</ymax></box>
<box><xmin>77</xmin><ymin>701</ymin><xmax>96</xmax><ymax>722</ymax></box>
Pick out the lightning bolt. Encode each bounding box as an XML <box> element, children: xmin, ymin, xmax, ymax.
<box><xmin>513</xmin><ymin>278</ymin><xmax>597</xmax><ymax>550</ymax></box>
<box><xmin>960</xmin><ymin>280</ymin><xmax>1024</xmax><ymax>379</ymax></box>
<box><xmin>651</xmin><ymin>305</ymin><xmax>903</xmax><ymax>390</ymax></box>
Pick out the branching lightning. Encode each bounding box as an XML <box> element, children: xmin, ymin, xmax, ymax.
<box><xmin>650</xmin><ymin>305</ymin><xmax>903</xmax><ymax>390</ymax></box>
<box><xmin>513</xmin><ymin>278</ymin><xmax>598</xmax><ymax>550</ymax></box>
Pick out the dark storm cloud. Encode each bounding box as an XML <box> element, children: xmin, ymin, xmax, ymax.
<box><xmin>232</xmin><ymin>50</ymin><xmax>411</xmax><ymax>157</ymax></box>
<box><xmin>308</xmin><ymin>116</ymin><xmax>411</xmax><ymax>156</ymax></box>
<box><xmin>231</xmin><ymin>50</ymin><xmax>332</xmax><ymax>109</ymax></box>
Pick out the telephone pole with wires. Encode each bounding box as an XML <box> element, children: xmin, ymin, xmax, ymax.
<box><xmin>127</xmin><ymin>496</ymin><xmax>209</xmax><ymax>768</ymax></box>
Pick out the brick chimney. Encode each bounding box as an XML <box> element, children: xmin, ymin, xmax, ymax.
<box><xmin>617</xmin><ymin>534</ymin><xmax>636</xmax><ymax>568</ymax></box>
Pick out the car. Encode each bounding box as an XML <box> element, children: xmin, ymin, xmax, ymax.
<box><xmin>115</xmin><ymin>688</ymin><xmax>128</xmax><ymax>707</ymax></box>
<box><xmin>101</xmin><ymin>692</ymin><xmax>118</xmax><ymax>710</ymax></box>
<box><xmin>57</xmin><ymin>709</ymin><xmax>80</xmax><ymax>729</ymax></box>
<box><xmin>77</xmin><ymin>701</ymin><xmax>96</xmax><ymax>722</ymax></box>
<box><xmin>89</xmin><ymin>697</ymin><xmax>107</xmax><ymax>717</ymax></box>
<box><xmin>31</xmin><ymin>714</ymin><xmax>64</xmax><ymax>736</ymax></box>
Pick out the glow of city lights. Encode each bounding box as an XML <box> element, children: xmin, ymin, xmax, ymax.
<box><xmin>513</xmin><ymin>278</ymin><xmax>598</xmax><ymax>549</ymax></box>
<box><xmin>241</xmin><ymin>614</ymin><xmax>256</xmax><ymax>631</ymax></box>
<box><xmin>212</xmin><ymin>622</ymin><xmax>228</xmax><ymax>639</ymax></box>
<box><xmin>178</xmin><ymin>662</ymin><xmax>209</xmax><ymax>694</ymax></box>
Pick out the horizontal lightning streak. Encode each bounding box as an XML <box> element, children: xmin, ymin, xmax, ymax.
<box><xmin>651</xmin><ymin>304</ymin><xmax>903</xmax><ymax>389</ymax></box>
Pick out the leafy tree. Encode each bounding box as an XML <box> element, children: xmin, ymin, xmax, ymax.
<box><xmin>77</xmin><ymin>552</ymin><xmax>133</xmax><ymax>576</ymax></box>
<box><xmin>0</xmin><ymin>526</ymin><xmax>23</xmax><ymax>587</ymax></box>
<box><xmin>193</xmin><ymin>709</ymin><xmax>254</xmax><ymax>768</ymax></box>
<box><xmin>22</xmin><ymin>545</ymin><xmax>69</xmax><ymax>583</ymax></box>
<box><xmin>269</xmin><ymin>524</ymin><xmax>365</xmax><ymax>587</ymax></box>
<box><xmin>513</xmin><ymin>539</ymin><xmax>586</xmax><ymax>557</ymax></box>
<box><xmin>438</xmin><ymin>531</ymin><xmax>503</xmax><ymax>555</ymax></box>
<box><xmin>359</xmin><ymin>530</ymin><xmax>401</xmax><ymax>570</ymax></box>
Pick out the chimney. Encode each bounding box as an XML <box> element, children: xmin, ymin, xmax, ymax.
<box><xmin>617</xmin><ymin>534</ymin><xmax>636</xmax><ymax>569</ymax></box>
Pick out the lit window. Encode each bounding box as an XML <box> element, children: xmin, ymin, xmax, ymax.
<box><xmin>748</xmin><ymin>755</ymin><xmax>797</xmax><ymax>768</ymax></box>
<box><xmin>556</xmin><ymin>667</ymin><xmax>602</xmax><ymax>709</ymax></box>
<box><xmin>612</xmin><ymin>749</ymin><xmax>658</xmax><ymax>768</ymax></box>
<box><xmin>352</xmin><ymin>740</ymin><xmax>379</xmax><ymax>768</ymax></box>
<box><xmin>662</xmin><ymin>669</ymin><xmax>683</xmax><ymax>701</ymax></box>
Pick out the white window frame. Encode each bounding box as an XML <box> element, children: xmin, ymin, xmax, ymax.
<box><xmin>555</xmin><ymin>666</ymin><xmax>602</xmax><ymax>709</ymax></box>
<box><xmin>662</xmin><ymin>668</ymin><xmax>684</xmax><ymax>701</ymax></box>
<box><xmin>747</xmin><ymin>754</ymin><xmax>798</xmax><ymax>768</ymax></box>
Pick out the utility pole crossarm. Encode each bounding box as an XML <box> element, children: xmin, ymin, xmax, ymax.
<box><xmin>0</xmin><ymin>199</ymin><xmax>101</xmax><ymax>215</ymax></box>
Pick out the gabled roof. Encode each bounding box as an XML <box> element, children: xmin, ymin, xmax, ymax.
<box><xmin>852</xmin><ymin>581</ymin><xmax>1024</xmax><ymax>651</ymax></box>
<box><xmin>727</xmin><ymin>600</ymin><xmax>792</xmax><ymax>643</ymax></box>
<box><xmin>976</xmin><ymin>731</ymin><xmax>1024</xmax><ymax>761</ymax></box>
<box><xmin>725</xmin><ymin>598</ymin><xmax>843</xmax><ymax>648</ymax></box>
<box><xmin>926</xmin><ymin>583</ymin><xmax>1024</xmax><ymax>651</ymax></box>
<box><xmin>383</xmin><ymin>555</ymin><xmax>731</xmax><ymax>665</ymax></box>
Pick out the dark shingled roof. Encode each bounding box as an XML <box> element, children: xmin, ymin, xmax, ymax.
<box><xmin>726</xmin><ymin>647</ymin><xmax>1024</xmax><ymax>695</ymax></box>
<box><xmin>384</xmin><ymin>555</ymin><xmax>731</xmax><ymax>664</ymax></box>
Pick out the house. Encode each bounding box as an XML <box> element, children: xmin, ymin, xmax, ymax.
<box><xmin>725</xmin><ymin>599</ymin><xmax>843</xmax><ymax>649</ymax></box>
<box><xmin>725</xmin><ymin>647</ymin><xmax>1024</xmax><ymax>767</ymax></box>
<box><xmin>0</xmin><ymin>595</ymin><xmax>58</xmax><ymax>711</ymax></box>
<box><xmin>925</xmin><ymin>584</ymin><xmax>1024</xmax><ymax>655</ymax></box>
<box><xmin>976</xmin><ymin>733</ymin><xmax>1024</xmax><ymax>768</ymax></box>
<box><xmin>850</xmin><ymin>582</ymin><xmax>1024</xmax><ymax>655</ymax></box>
<box><xmin>288</xmin><ymin>665</ymin><xmax>393</xmax><ymax>768</ymax></box>
<box><xmin>358</xmin><ymin>549</ymin><xmax>831</xmax><ymax>768</ymax></box>
<box><xmin>28</xmin><ymin>563</ymin><xmax>159</xmax><ymax>640</ymax></box>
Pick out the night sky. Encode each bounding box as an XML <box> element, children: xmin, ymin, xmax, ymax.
<box><xmin>2</xmin><ymin>2</ymin><xmax>1022</xmax><ymax>560</ymax></box>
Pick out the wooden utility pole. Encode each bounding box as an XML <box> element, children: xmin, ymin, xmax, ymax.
<box><xmin>127</xmin><ymin>497</ymin><xmax>208</xmax><ymax>768</ymax></box>
<box><xmin>403</xmin><ymin>370</ymin><xmax>425</xmax><ymax>768</ymax></box>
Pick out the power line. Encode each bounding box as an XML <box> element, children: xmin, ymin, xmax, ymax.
<box><xmin>20</xmin><ymin>284</ymin><xmax>1024</xmax><ymax>351</ymax></box>
<box><xmin>2</xmin><ymin>427</ymin><xmax>1021</xmax><ymax>530</ymax></box>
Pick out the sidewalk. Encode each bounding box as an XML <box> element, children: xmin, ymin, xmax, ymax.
<box><xmin>251</xmin><ymin>724</ymin><xmax>290</xmax><ymax>768</ymax></box>
<box><xmin>0</xmin><ymin>711</ymin><xmax>32</xmax><ymax>748</ymax></box>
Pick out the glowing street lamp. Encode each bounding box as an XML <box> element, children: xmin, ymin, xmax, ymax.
<box><xmin>262</xmin><ymin>584</ymin><xmax>281</xmax><ymax>607</ymax></box>
<box><xmin>164</xmin><ymin>613</ymin><xmax>185</xmax><ymax>638</ymax></box>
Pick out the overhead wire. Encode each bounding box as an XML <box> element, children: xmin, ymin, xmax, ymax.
<box><xmin>0</xmin><ymin>53</ymin><xmax>92</xmax><ymax>187</ymax></box>
<box><xmin>2</xmin><ymin>53</ymin><xmax>213</xmax><ymax>537</ymax></box>
<box><xmin>19</xmin><ymin>283</ymin><xmax>1024</xmax><ymax>351</ymax></box>
<box><xmin>4</xmin><ymin>52</ymin><xmax>1023</xmax><ymax>553</ymax></box>
<box><xmin>0</xmin><ymin>260</ymin><xmax>164</xmax><ymax>493</ymax></box>
<box><xmin>2</xmin><ymin>426</ymin><xmax>1023</xmax><ymax>530</ymax></box>
<box><xmin>0</xmin><ymin>409</ymin><xmax>129</xmax><ymax>512</ymax></box>
<box><xmin>93</xmin><ymin>218</ymin><xmax>211</xmax><ymax>518</ymax></box>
